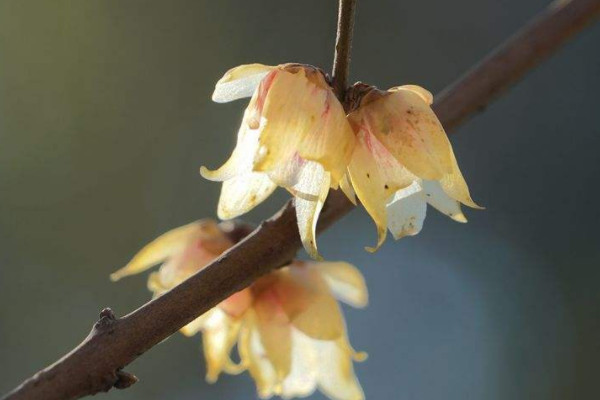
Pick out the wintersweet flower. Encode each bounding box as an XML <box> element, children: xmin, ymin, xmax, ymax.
<box><xmin>111</xmin><ymin>219</ymin><xmax>368</xmax><ymax>400</ymax></box>
<box><xmin>342</xmin><ymin>84</ymin><xmax>481</xmax><ymax>251</ymax></box>
<box><xmin>200</xmin><ymin>63</ymin><xmax>356</xmax><ymax>259</ymax></box>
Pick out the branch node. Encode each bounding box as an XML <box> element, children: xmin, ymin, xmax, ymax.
<box><xmin>95</xmin><ymin>307</ymin><xmax>117</xmax><ymax>331</ymax></box>
<box><xmin>114</xmin><ymin>370</ymin><xmax>138</xmax><ymax>390</ymax></box>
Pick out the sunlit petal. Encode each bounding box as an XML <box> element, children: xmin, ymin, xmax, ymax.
<box><xmin>386</xmin><ymin>181</ymin><xmax>427</xmax><ymax>239</ymax></box>
<box><xmin>347</xmin><ymin>129</ymin><xmax>416</xmax><ymax>252</ymax></box>
<box><xmin>439</xmin><ymin>147</ymin><xmax>483</xmax><ymax>209</ymax></box>
<box><xmin>314</xmin><ymin>261</ymin><xmax>368</xmax><ymax>308</ymax></box>
<box><xmin>316</xmin><ymin>337</ymin><xmax>365</xmax><ymax>400</ymax></box>
<box><xmin>212</xmin><ymin>63</ymin><xmax>275</xmax><ymax>103</ymax></box>
<box><xmin>202</xmin><ymin>309</ymin><xmax>243</xmax><ymax>382</ymax></box>
<box><xmin>216</xmin><ymin>172</ymin><xmax>277</xmax><ymax>220</ymax></box>
<box><xmin>421</xmin><ymin>180</ymin><xmax>467</xmax><ymax>222</ymax></box>
<box><xmin>110</xmin><ymin>221</ymin><xmax>212</xmax><ymax>281</ymax></box>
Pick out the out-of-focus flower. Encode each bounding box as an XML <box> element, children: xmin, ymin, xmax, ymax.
<box><xmin>111</xmin><ymin>220</ymin><xmax>368</xmax><ymax>400</ymax></box>
<box><xmin>342</xmin><ymin>84</ymin><xmax>481</xmax><ymax>251</ymax></box>
<box><xmin>201</xmin><ymin>63</ymin><xmax>355</xmax><ymax>259</ymax></box>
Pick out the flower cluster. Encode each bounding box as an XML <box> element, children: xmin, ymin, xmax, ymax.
<box><xmin>202</xmin><ymin>63</ymin><xmax>479</xmax><ymax>256</ymax></box>
<box><xmin>111</xmin><ymin>220</ymin><xmax>368</xmax><ymax>400</ymax></box>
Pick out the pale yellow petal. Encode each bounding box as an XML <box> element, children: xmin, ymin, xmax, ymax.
<box><xmin>316</xmin><ymin>337</ymin><xmax>365</xmax><ymax>400</ymax></box>
<box><xmin>340</xmin><ymin>172</ymin><xmax>357</xmax><ymax>205</ymax></box>
<box><xmin>313</xmin><ymin>261</ymin><xmax>368</xmax><ymax>308</ymax></box>
<box><xmin>389</xmin><ymin>84</ymin><xmax>434</xmax><ymax>105</ymax></box>
<box><xmin>355</xmin><ymin>89</ymin><xmax>453</xmax><ymax>181</ymax></box>
<box><xmin>110</xmin><ymin>221</ymin><xmax>207</xmax><ymax>281</ymax></box>
<box><xmin>347</xmin><ymin>129</ymin><xmax>416</xmax><ymax>252</ymax></box>
<box><xmin>275</xmin><ymin>265</ymin><xmax>345</xmax><ymax>340</ymax></box>
<box><xmin>439</xmin><ymin>148</ymin><xmax>483</xmax><ymax>209</ymax></box>
<box><xmin>421</xmin><ymin>180</ymin><xmax>467</xmax><ymax>222</ymax></box>
<box><xmin>386</xmin><ymin>181</ymin><xmax>427</xmax><ymax>239</ymax></box>
<box><xmin>212</xmin><ymin>63</ymin><xmax>275</xmax><ymax>103</ymax></box>
<box><xmin>216</xmin><ymin>172</ymin><xmax>277</xmax><ymax>220</ymax></box>
<box><xmin>293</xmin><ymin>162</ymin><xmax>330</xmax><ymax>259</ymax></box>
<box><xmin>254</xmin><ymin>286</ymin><xmax>293</xmax><ymax>381</ymax></box>
<box><xmin>201</xmin><ymin>308</ymin><xmax>243</xmax><ymax>382</ymax></box>
<box><xmin>179</xmin><ymin>312</ymin><xmax>210</xmax><ymax>337</ymax></box>
<box><xmin>239</xmin><ymin>311</ymin><xmax>279</xmax><ymax>398</ymax></box>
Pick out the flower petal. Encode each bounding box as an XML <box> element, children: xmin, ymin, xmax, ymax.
<box><xmin>275</xmin><ymin>265</ymin><xmax>345</xmax><ymax>341</ymax></box>
<box><xmin>316</xmin><ymin>337</ymin><xmax>365</xmax><ymax>400</ymax></box>
<box><xmin>110</xmin><ymin>221</ymin><xmax>211</xmax><ymax>281</ymax></box>
<box><xmin>314</xmin><ymin>261</ymin><xmax>368</xmax><ymax>308</ymax></box>
<box><xmin>294</xmin><ymin>163</ymin><xmax>330</xmax><ymax>259</ymax></box>
<box><xmin>212</xmin><ymin>63</ymin><xmax>275</xmax><ymax>103</ymax></box>
<box><xmin>201</xmin><ymin>308</ymin><xmax>243</xmax><ymax>382</ymax></box>
<box><xmin>239</xmin><ymin>311</ymin><xmax>280</xmax><ymax>398</ymax></box>
<box><xmin>254</xmin><ymin>285</ymin><xmax>293</xmax><ymax>381</ymax></box>
<box><xmin>421</xmin><ymin>180</ymin><xmax>467</xmax><ymax>222</ymax></box>
<box><xmin>347</xmin><ymin>129</ymin><xmax>416</xmax><ymax>252</ymax></box>
<box><xmin>339</xmin><ymin>173</ymin><xmax>358</xmax><ymax>205</ymax></box>
<box><xmin>216</xmin><ymin>172</ymin><xmax>277</xmax><ymax>220</ymax></box>
<box><xmin>281</xmin><ymin>328</ymin><xmax>319</xmax><ymax>398</ymax></box>
<box><xmin>389</xmin><ymin>84</ymin><xmax>434</xmax><ymax>105</ymax></box>
<box><xmin>356</xmin><ymin>89</ymin><xmax>453</xmax><ymax>181</ymax></box>
<box><xmin>439</xmin><ymin>148</ymin><xmax>483</xmax><ymax>209</ymax></box>
<box><xmin>253</xmin><ymin>68</ymin><xmax>353</xmax><ymax>187</ymax></box>
<box><xmin>386</xmin><ymin>181</ymin><xmax>427</xmax><ymax>239</ymax></box>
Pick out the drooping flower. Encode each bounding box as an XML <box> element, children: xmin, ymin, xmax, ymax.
<box><xmin>111</xmin><ymin>220</ymin><xmax>368</xmax><ymax>400</ymax></box>
<box><xmin>342</xmin><ymin>84</ymin><xmax>481</xmax><ymax>251</ymax></box>
<box><xmin>200</xmin><ymin>63</ymin><xmax>356</xmax><ymax>259</ymax></box>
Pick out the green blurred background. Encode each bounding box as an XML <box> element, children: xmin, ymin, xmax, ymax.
<box><xmin>1</xmin><ymin>1</ymin><xmax>599</xmax><ymax>399</ymax></box>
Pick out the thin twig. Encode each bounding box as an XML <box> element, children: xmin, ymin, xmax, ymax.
<box><xmin>3</xmin><ymin>0</ymin><xmax>599</xmax><ymax>399</ymax></box>
<box><xmin>332</xmin><ymin>0</ymin><xmax>357</xmax><ymax>98</ymax></box>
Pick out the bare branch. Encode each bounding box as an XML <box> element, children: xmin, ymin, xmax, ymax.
<box><xmin>3</xmin><ymin>0</ymin><xmax>599</xmax><ymax>399</ymax></box>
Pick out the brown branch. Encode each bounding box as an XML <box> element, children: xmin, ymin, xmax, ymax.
<box><xmin>332</xmin><ymin>0</ymin><xmax>357</xmax><ymax>97</ymax></box>
<box><xmin>3</xmin><ymin>0</ymin><xmax>599</xmax><ymax>399</ymax></box>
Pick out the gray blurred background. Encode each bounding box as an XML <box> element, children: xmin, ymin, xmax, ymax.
<box><xmin>1</xmin><ymin>0</ymin><xmax>599</xmax><ymax>399</ymax></box>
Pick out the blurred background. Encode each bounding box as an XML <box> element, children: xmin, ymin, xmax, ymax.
<box><xmin>1</xmin><ymin>0</ymin><xmax>599</xmax><ymax>399</ymax></box>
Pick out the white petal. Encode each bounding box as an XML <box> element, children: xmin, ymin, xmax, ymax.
<box><xmin>281</xmin><ymin>329</ymin><xmax>319</xmax><ymax>398</ymax></box>
<box><xmin>421</xmin><ymin>180</ymin><xmax>467</xmax><ymax>222</ymax></box>
<box><xmin>316</xmin><ymin>338</ymin><xmax>365</xmax><ymax>400</ymax></box>
<box><xmin>386</xmin><ymin>181</ymin><xmax>427</xmax><ymax>239</ymax></box>
<box><xmin>212</xmin><ymin>63</ymin><xmax>275</xmax><ymax>103</ymax></box>
<box><xmin>217</xmin><ymin>173</ymin><xmax>277</xmax><ymax>220</ymax></box>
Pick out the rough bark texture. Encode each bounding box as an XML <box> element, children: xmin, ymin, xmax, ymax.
<box><xmin>3</xmin><ymin>0</ymin><xmax>599</xmax><ymax>399</ymax></box>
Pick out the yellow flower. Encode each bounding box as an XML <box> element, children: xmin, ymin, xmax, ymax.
<box><xmin>111</xmin><ymin>220</ymin><xmax>368</xmax><ymax>400</ymax></box>
<box><xmin>342</xmin><ymin>85</ymin><xmax>481</xmax><ymax>251</ymax></box>
<box><xmin>201</xmin><ymin>63</ymin><xmax>355</xmax><ymax>259</ymax></box>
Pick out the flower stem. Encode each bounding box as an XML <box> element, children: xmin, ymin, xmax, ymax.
<box><xmin>332</xmin><ymin>0</ymin><xmax>357</xmax><ymax>99</ymax></box>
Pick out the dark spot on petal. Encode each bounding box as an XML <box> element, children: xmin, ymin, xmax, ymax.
<box><xmin>366</xmin><ymin>173</ymin><xmax>370</xmax><ymax>178</ymax></box>
<box><xmin>384</xmin><ymin>184</ymin><xmax>389</xmax><ymax>189</ymax></box>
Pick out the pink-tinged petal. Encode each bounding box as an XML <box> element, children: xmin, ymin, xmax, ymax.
<box><xmin>355</xmin><ymin>89</ymin><xmax>453</xmax><ymax>181</ymax></box>
<box><xmin>212</xmin><ymin>63</ymin><xmax>275</xmax><ymax>103</ymax></box>
<box><xmin>316</xmin><ymin>337</ymin><xmax>365</xmax><ymax>400</ymax></box>
<box><xmin>439</xmin><ymin>148</ymin><xmax>483</xmax><ymax>209</ymax></box>
<box><xmin>421</xmin><ymin>180</ymin><xmax>468</xmax><ymax>222</ymax></box>
<box><xmin>347</xmin><ymin>129</ymin><xmax>416</xmax><ymax>252</ymax></box>
<box><xmin>216</xmin><ymin>172</ymin><xmax>277</xmax><ymax>220</ymax></box>
<box><xmin>312</xmin><ymin>261</ymin><xmax>368</xmax><ymax>308</ymax></box>
<box><xmin>219</xmin><ymin>288</ymin><xmax>253</xmax><ymax>318</ymax></box>
<box><xmin>253</xmin><ymin>68</ymin><xmax>353</xmax><ymax>187</ymax></box>
<box><xmin>110</xmin><ymin>220</ymin><xmax>227</xmax><ymax>281</ymax></box>
<box><xmin>386</xmin><ymin>181</ymin><xmax>427</xmax><ymax>239</ymax></box>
